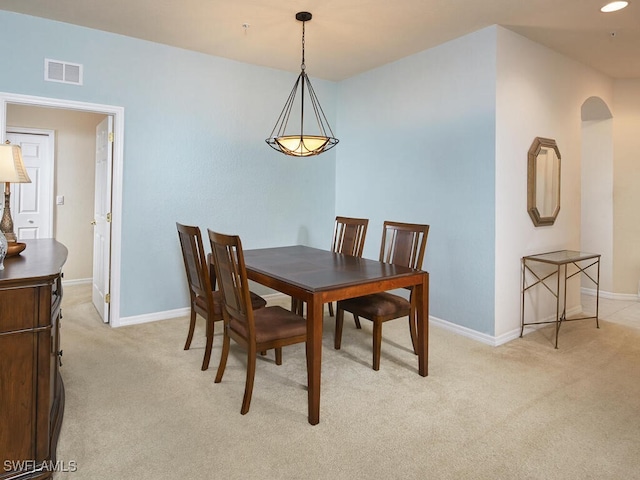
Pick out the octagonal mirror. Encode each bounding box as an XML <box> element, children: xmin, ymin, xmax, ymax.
<box><xmin>527</xmin><ymin>137</ymin><xmax>561</xmax><ymax>226</ymax></box>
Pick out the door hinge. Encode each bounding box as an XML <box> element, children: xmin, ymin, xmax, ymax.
<box><xmin>108</xmin><ymin>132</ymin><xmax>114</xmax><ymax>143</ymax></box>
<box><xmin>105</xmin><ymin>293</ymin><xmax>111</xmax><ymax>304</ymax></box>
<box><xmin>106</xmin><ymin>212</ymin><xmax>112</xmax><ymax>223</ymax></box>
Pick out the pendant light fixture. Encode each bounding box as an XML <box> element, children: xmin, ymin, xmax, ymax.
<box><xmin>266</xmin><ymin>12</ymin><xmax>338</xmax><ymax>157</ymax></box>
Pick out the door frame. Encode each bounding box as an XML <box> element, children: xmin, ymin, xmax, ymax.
<box><xmin>0</xmin><ymin>92</ymin><xmax>125</xmax><ymax>327</ymax></box>
<box><xmin>6</xmin><ymin>127</ymin><xmax>56</xmax><ymax>238</ymax></box>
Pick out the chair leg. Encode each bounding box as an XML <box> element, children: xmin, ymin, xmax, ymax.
<box><xmin>201</xmin><ymin>317</ymin><xmax>214</xmax><ymax>371</ymax></box>
<box><xmin>335</xmin><ymin>308</ymin><xmax>344</xmax><ymax>349</ymax></box>
<box><xmin>241</xmin><ymin>347</ymin><xmax>257</xmax><ymax>415</ymax></box>
<box><xmin>275</xmin><ymin>347</ymin><xmax>283</xmax><ymax>365</ymax></box>
<box><xmin>354</xmin><ymin>315</ymin><xmax>362</xmax><ymax>329</ymax></box>
<box><xmin>184</xmin><ymin>308</ymin><xmax>197</xmax><ymax>350</ymax></box>
<box><xmin>408</xmin><ymin>308</ymin><xmax>418</xmax><ymax>355</ymax></box>
<box><xmin>328</xmin><ymin>302</ymin><xmax>334</xmax><ymax>317</ymax></box>
<box><xmin>372</xmin><ymin>320</ymin><xmax>382</xmax><ymax>371</ymax></box>
<box><xmin>305</xmin><ymin>340</ymin><xmax>310</xmax><ymax>377</ymax></box>
<box><xmin>214</xmin><ymin>328</ymin><xmax>230</xmax><ymax>383</ymax></box>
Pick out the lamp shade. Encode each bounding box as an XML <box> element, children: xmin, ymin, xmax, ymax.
<box><xmin>275</xmin><ymin>135</ymin><xmax>330</xmax><ymax>157</ymax></box>
<box><xmin>0</xmin><ymin>144</ymin><xmax>31</xmax><ymax>183</ymax></box>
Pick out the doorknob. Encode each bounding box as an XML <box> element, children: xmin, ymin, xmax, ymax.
<box><xmin>28</xmin><ymin>220</ymin><xmax>34</xmax><ymax>224</ymax></box>
<box><xmin>91</xmin><ymin>220</ymin><xmax>96</xmax><ymax>225</ymax></box>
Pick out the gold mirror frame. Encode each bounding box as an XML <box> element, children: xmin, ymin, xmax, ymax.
<box><xmin>527</xmin><ymin>137</ymin><xmax>561</xmax><ymax>226</ymax></box>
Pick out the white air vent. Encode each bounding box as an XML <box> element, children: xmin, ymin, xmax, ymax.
<box><xmin>44</xmin><ymin>59</ymin><xmax>83</xmax><ymax>85</ymax></box>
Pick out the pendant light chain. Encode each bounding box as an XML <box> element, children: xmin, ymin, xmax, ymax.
<box><xmin>301</xmin><ymin>20</ymin><xmax>306</xmax><ymax>71</ymax></box>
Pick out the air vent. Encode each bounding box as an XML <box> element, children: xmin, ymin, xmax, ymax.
<box><xmin>44</xmin><ymin>59</ymin><xmax>83</xmax><ymax>85</ymax></box>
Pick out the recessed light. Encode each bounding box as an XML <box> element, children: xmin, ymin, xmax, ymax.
<box><xmin>601</xmin><ymin>1</ymin><xmax>629</xmax><ymax>12</ymax></box>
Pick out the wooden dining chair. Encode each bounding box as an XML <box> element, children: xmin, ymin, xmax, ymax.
<box><xmin>208</xmin><ymin>229</ymin><xmax>307</xmax><ymax>415</ymax></box>
<box><xmin>176</xmin><ymin>222</ymin><xmax>266</xmax><ymax>371</ymax></box>
<box><xmin>291</xmin><ymin>215</ymin><xmax>369</xmax><ymax>318</ymax></box>
<box><xmin>328</xmin><ymin>216</ymin><xmax>369</xmax><ymax>317</ymax></box>
<box><xmin>334</xmin><ymin>221</ymin><xmax>429</xmax><ymax>370</ymax></box>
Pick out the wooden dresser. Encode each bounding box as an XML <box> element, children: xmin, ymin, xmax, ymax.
<box><xmin>0</xmin><ymin>240</ymin><xmax>68</xmax><ymax>480</ymax></box>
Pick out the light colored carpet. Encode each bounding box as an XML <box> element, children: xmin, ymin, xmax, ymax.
<box><xmin>55</xmin><ymin>285</ymin><xmax>640</xmax><ymax>479</ymax></box>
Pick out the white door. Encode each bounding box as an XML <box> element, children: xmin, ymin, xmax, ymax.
<box><xmin>5</xmin><ymin>130</ymin><xmax>54</xmax><ymax>239</ymax></box>
<box><xmin>92</xmin><ymin>117</ymin><xmax>113</xmax><ymax>323</ymax></box>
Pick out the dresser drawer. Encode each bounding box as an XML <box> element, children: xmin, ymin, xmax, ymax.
<box><xmin>0</xmin><ymin>288</ymin><xmax>39</xmax><ymax>333</ymax></box>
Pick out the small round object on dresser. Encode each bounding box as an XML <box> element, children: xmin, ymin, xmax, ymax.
<box><xmin>6</xmin><ymin>241</ymin><xmax>26</xmax><ymax>257</ymax></box>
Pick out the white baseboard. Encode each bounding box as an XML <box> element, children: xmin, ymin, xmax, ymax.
<box><xmin>62</xmin><ymin>277</ymin><xmax>92</xmax><ymax>286</ymax></box>
<box><xmin>119</xmin><ymin>307</ymin><xmax>191</xmax><ymax>327</ymax></box>
<box><xmin>582</xmin><ymin>287</ymin><xmax>639</xmax><ymax>301</ymax></box>
<box><xmin>430</xmin><ymin>302</ymin><xmax>586</xmax><ymax>347</ymax></box>
<box><xmin>429</xmin><ymin>315</ymin><xmax>505</xmax><ymax>346</ymax></box>
<box><xmin>115</xmin><ymin>291</ymin><xmax>632</xmax><ymax>348</ymax></box>
<box><xmin>117</xmin><ymin>293</ymin><xmax>284</xmax><ymax>328</ymax></box>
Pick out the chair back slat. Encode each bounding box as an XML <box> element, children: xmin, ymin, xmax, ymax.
<box><xmin>379</xmin><ymin>221</ymin><xmax>429</xmax><ymax>270</ymax></box>
<box><xmin>208</xmin><ymin>230</ymin><xmax>255</xmax><ymax>340</ymax></box>
<box><xmin>332</xmin><ymin>216</ymin><xmax>369</xmax><ymax>257</ymax></box>
<box><xmin>176</xmin><ymin>223</ymin><xmax>212</xmax><ymax>299</ymax></box>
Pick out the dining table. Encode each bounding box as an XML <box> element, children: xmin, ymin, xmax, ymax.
<box><xmin>242</xmin><ymin>245</ymin><xmax>429</xmax><ymax>425</ymax></box>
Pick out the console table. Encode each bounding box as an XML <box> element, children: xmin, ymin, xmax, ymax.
<box><xmin>520</xmin><ymin>250</ymin><xmax>600</xmax><ymax>348</ymax></box>
<box><xmin>0</xmin><ymin>239</ymin><xmax>67</xmax><ymax>480</ymax></box>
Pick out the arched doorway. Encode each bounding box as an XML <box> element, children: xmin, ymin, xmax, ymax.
<box><xmin>581</xmin><ymin>96</ymin><xmax>613</xmax><ymax>295</ymax></box>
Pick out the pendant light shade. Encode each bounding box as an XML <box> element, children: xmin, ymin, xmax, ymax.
<box><xmin>266</xmin><ymin>12</ymin><xmax>338</xmax><ymax>157</ymax></box>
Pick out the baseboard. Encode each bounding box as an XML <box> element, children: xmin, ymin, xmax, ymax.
<box><xmin>582</xmin><ymin>287</ymin><xmax>639</xmax><ymax>301</ymax></box>
<box><xmin>117</xmin><ymin>293</ymin><xmax>284</xmax><ymax>328</ymax></box>
<box><xmin>429</xmin><ymin>315</ymin><xmax>503</xmax><ymax>346</ymax></box>
<box><xmin>118</xmin><ymin>307</ymin><xmax>191</xmax><ymax>327</ymax></box>
<box><xmin>115</xmin><ymin>291</ymin><xmax>630</xmax><ymax>348</ymax></box>
<box><xmin>61</xmin><ymin>277</ymin><xmax>92</xmax><ymax>286</ymax></box>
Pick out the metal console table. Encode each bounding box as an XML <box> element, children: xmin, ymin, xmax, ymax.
<box><xmin>521</xmin><ymin>250</ymin><xmax>601</xmax><ymax>348</ymax></box>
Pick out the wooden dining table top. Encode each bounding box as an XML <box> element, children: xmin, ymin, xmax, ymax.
<box><xmin>243</xmin><ymin>245</ymin><xmax>425</xmax><ymax>298</ymax></box>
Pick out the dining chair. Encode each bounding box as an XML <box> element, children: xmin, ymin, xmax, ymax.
<box><xmin>334</xmin><ymin>221</ymin><xmax>429</xmax><ymax>371</ymax></box>
<box><xmin>328</xmin><ymin>216</ymin><xmax>369</xmax><ymax>317</ymax></box>
<box><xmin>176</xmin><ymin>222</ymin><xmax>267</xmax><ymax>371</ymax></box>
<box><xmin>208</xmin><ymin>229</ymin><xmax>307</xmax><ymax>415</ymax></box>
<box><xmin>291</xmin><ymin>215</ymin><xmax>369</xmax><ymax>318</ymax></box>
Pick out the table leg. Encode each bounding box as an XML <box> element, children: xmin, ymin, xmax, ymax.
<box><xmin>520</xmin><ymin>260</ymin><xmax>527</xmax><ymax>338</ymax></box>
<box><xmin>596</xmin><ymin>258</ymin><xmax>600</xmax><ymax>328</ymax></box>
<box><xmin>306</xmin><ymin>295</ymin><xmax>323</xmax><ymax>425</ymax></box>
<box><xmin>555</xmin><ymin>265</ymin><xmax>562</xmax><ymax>349</ymax></box>
<box><xmin>416</xmin><ymin>273</ymin><xmax>429</xmax><ymax>377</ymax></box>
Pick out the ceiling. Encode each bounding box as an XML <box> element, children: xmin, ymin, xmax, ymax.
<box><xmin>1</xmin><ymin>0</ymin><xmax>639</xmax><ymax>81</ymax></box>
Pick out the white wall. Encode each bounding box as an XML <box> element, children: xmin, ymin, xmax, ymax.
<box><xmin>495</xmin><ymin>27</ymin><xmax>613</xmax><ymax>338</ymax></box>
<box><xmin>612</xmin><ymin>80</ymin><xmax>640</xmax><ymax>295</ymax></box>
<box><xmin>581</xmin><ymin>118</ymin><xmax>614</xmax><ymax>295</ymax></box>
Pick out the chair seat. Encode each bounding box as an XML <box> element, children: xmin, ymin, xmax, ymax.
<box><xmin>195</xmin><ymin>291</ymin><xmax>223</xmax><ymax>316</ymax></box>
<box><xmin>338</xmin><ymin>292</ymin><xmax>410</xmax><ymax>318</ymax></box>
<box><xmin>230</xmin><ymin>306</ymin><xmax>306</xmax><ymax>344</ymax></box>
<box><xmin>249</xmin><ymin>292</ymin><xmax>268</xmax><ymax>310</ymax></box>
<box><xmin>195</xmin><ymin>290</ymin><xmax>266</xmax><ymax>317</ymax></box>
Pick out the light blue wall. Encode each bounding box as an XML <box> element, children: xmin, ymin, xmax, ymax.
<box><xmin>335</xmin><ymin>28</ymin><xmax>497</xmax><ymax>334</ymax></box>
<box><xmin>0</xmin><ymin>11</ymin><xmax>498</xmax><ymax>334</ymax></box>
<box><xmin>0</xmin><ymin>11</ymin><xmax>338</xmax><ymax>316</ymax></box>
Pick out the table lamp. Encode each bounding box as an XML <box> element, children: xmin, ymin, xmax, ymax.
<box><xmin>0</xmin><ymin>142</ymin><xmax>31</xmax><ymax>256</ymax></box>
